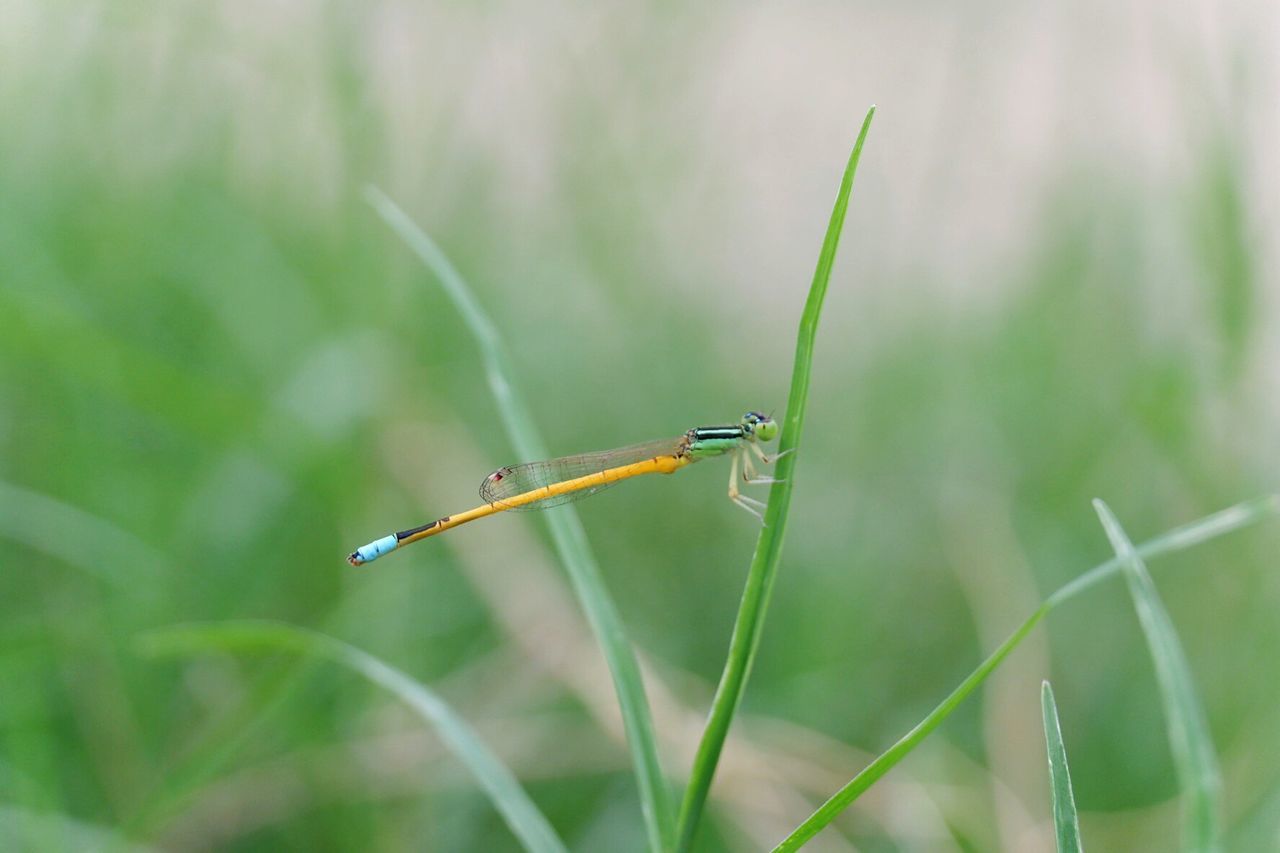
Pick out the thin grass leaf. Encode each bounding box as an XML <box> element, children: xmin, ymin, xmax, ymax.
<box><xmin>121</xmin><ymin>660</ymin><xmax>317</xmax><ymax>837</ymax></box>
<box><xmin>772</xmin><ymin>495</ymin><xmax>1276</xmax><ymax>851</ymax></box>
<box><xmin>139</xmin><ymin>621</ymin><xmax>566</xmax><ymax>853</ymax></box>
<box><xmin>1049</xmin><ymin>495</ymin><xmax>1280</xmax><ymax>606</ymax></box>
<box><xmin>1093</xmin><ymin>499</ymin><xmax>1222</xmax><ymax>853</ymax></box>
<box><xmin>0</xmin><ymin>805</ymin><xmax>157</xmax><ymax>853</ymax></box>
<box><xmin>1223</xmin><ymin>776</ymin><xmax>1280</xmax><ymax>850</ymax></box>
<box><xmin>363</xmin><ymin>189</ymin><xmax>673</xmax><ymax>852</ymax></box>
<box><xmin>675</xmin><ymin>105</ymin><xmax>877</xmax><ymax>853</ymax></box>
<box><xmin>0</xmin><ymin>480</ymin><xmax>165</xmax><ymax>588</ymax></box>
<box><xmin>773</xmin><ymin>604</ymin><xmax>1047</xmax><ymax>852</ymax></box>
<box><xmin>1041</xmin><ymin>681</ymin><xmax>1084</xmax><ymax>853</ymax></box>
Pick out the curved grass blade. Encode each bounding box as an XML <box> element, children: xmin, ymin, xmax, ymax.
<box><xmin>1093</xmin><ymin>500</ymin><xmax>1222</xmax><ymax>853</ymax></box>
<box><xmin>771</xmin><ymin>495</ymin><xmax>1276</xmax><ymax>851</ymax></box>
<box><xmin>1048</xmin><ymin>495</ymin><xmax>1279</xmax><ymax>607</ymax></box>
<box><xmin>1041</xmin><ymin>681</ymin><xmax>1084</xmax><ymax>853</ymax></box>
<box><xmin>1224</xmin><ymin>777</ymin><xmax>1280</xmax><ymax>850</ymax></box>
<box><xmin>772</xmin><ymin>604</ymin><xmax>1047</xmax><ymax>852</ymax></box>
<box><xmin>0</xmin><ymin>804</ymin><xmax>157</xmax><ymax>853</ymax></box>
<box><xmin>675</xmin><ymin>105</ymin><xmax>877</xmax><ymax>853</ymax></box>
<box><xmin>0</xmin><ymin>480</ymin><xmax>165</xmax><ymax>589</ymax></box>
<box><xmin>363</xmin><ymin>190</ymin><xmax>673</xmax><ymax>852</ymax></box>
<box><xmin>139</xmin><ymin>621</ymin><xmax>566</xmax><ymax>853</ymax></box>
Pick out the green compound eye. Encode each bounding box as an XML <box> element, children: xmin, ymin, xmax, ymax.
<box><xmin>754</xmin><ymin>418</ymin><xmax>779</xmax><ymax>442</ymax></box>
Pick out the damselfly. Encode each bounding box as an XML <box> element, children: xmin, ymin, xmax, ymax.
<box><xmin>348</xmin><ymin>411</ymin><xmax>784</xmax><ymax>566</ymax></box>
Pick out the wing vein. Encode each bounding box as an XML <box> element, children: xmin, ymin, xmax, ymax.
<box><xmin>479</xmin><ymin>437</ymin><xmax>685</xmax><ymax>511</ymax></box>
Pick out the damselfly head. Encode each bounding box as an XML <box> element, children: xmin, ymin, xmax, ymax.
<box><xmin>741</xmin><ymin>411</ymin><xmax>779</xmax><ymax>442</ymax></box>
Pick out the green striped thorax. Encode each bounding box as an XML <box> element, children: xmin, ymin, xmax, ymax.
<box><xmin>683</xmin><ymin>411</ymin><xmax>778</xmax><ymax>460</ymax></box>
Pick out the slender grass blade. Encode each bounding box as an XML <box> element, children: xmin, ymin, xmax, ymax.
<box><xmin>1093</xmin><ymin>500</ymin><xmax>1222</xmax><ymax>853</ymax></box>
<box><xmin>1049</xmin><ymin>495</ymin><xmax>1279</xmax><ymax>606</ymax></box>
<box><xmin>0</xmin><ymin>480</ymin><xmax>165</xmax><ymax>589</ymax></box>
<box><xmin>1041</xmin><ymin>681</ymin><xmax>1084</xmax><ymax>853</ymax></box>
<box><xmin>772</xmin><ymin>496</ymin><xmax>1275</xmax><ymax>851</ymax></box>
<box><xmin>140</xmin><ymin>621</ymin><xmax>567</xmax><ymax>853</ymax></box>
<box><xmin>364</xmin><ymin>190</ymin><xmax>674</xmax><ymax>852</ymax></box>
<box><xmin>0</xmin><ymin>805</ymin><xmax>156</xmax><ymax>853</ymax></box>
<box><xmin>772</xmin><ymin>605</ymin><xmax>1046</xmax><ymax>852</ymax></box>
<box><xmin>674</xmin><ymin>105</ymin><xmax>877</xmax><ymax>853</ymax></box>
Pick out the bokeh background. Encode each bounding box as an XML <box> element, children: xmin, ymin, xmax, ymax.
<box><xmin>2</xmin><ymin>1</ymin><xmax>1278</xmax><ymax>850</ymax></box>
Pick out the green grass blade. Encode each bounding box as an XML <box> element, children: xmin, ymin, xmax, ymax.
<box><xmin>772</xmin><ymin>604</ymin><xmax>1047</xmax><ymax>852</ymax></box>
<box><xmin>675</xmin><ymin>105</ymin><xmax>876</xmax><ymax>853</ymax></box>
<box><xmin>1049</xmin><ymin>495</ymin><xmax>1280</xmax><ymax>606</ymax></box>
<box><xmin>139</xmin><ymin>621</ymin><xmax>567</xmax><ymax>853</ymax></box>
<box><xmin>0</xmin><ymin>804</ymin><xmax>157</xmax><ymax>853</ymax></box>
<box><xmin>1041</xmin><ymin>681</ymin><xmax>1084</xmax><ymax>853</ymax></box>
<box><xmin>1224</xmin><ymin>777</ymin><xmax>1280</xmax><ymax>850</ymax></box>
<box><xmin>0</xmin><ymin>479</ymin><xmax>165</xmax><ymax>589</ymax></box>
<box><xmin>1093</xmin><ymin>500</ymin><xmax>1222</xmax><ymax>853</ymax></box>
<box><xmin>363</xmin><ymin>189</ymin><xmax>674</xmax><ymax>853</ymax></box>
<box><xmin>771</xmin><ymin>495</ymin><xmax>1276</xmax><ymax>851</ymax></box>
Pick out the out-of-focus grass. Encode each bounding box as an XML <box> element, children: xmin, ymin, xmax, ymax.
<box><xmin>139</xmin><ymin>621</ymin><xmax>567</xmax><ymax>853</ymax></box>
<box><xmin>1096</xmin><ymin>500</ymin><xmax>1222</xmax><ymax>852</ymax></box>
<box><xmin>364</xmin><ymin>186</ymin><xmax>673</xmax><ymax>852</ymax></box>
<box><xmin>772</xmin><ymin>496</ymin><xmax>1277</xmax><ymax>850</ymax></box>
<box><xmin>1041</xmin><ymin>682</ymin><xmax>1084</xmax><ymax>853</ymax></box>
<box><xmin>1</xmin><ymin>3</ymin><xmax>1277</xmax><ymax>851</ymax></box>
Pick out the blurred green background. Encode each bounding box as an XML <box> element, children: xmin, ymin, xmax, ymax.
<box><xmin>2</xmin><ymin>1</ymin><xmax>1278</xmax><ymax>850</ymax></box>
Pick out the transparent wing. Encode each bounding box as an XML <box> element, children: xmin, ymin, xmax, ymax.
<box><xmin>479</xmin><ymin>437</ymin><xmax>685</xmax><ymax>511</ymax></box>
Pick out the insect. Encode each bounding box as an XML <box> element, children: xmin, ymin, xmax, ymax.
<box><xmin>347</xmin><ymin>411</ymin><xmax>785</xmax><ymax>566</ymax></box>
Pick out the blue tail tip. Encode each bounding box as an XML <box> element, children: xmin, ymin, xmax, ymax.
<box><xmin>348</xmin><ymin>534</ymin><xmax>398</xmax><ymax>567</ymax></box>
